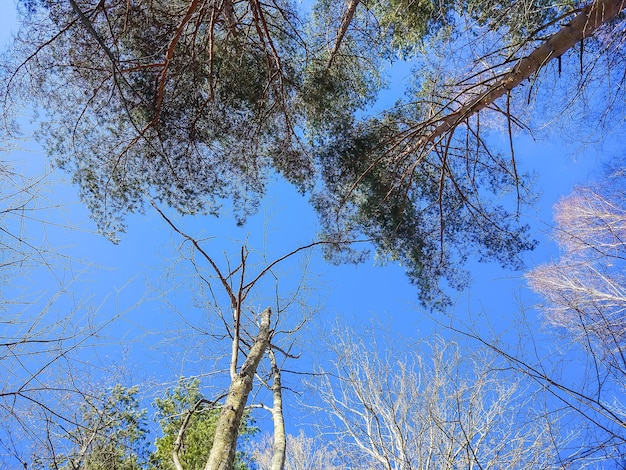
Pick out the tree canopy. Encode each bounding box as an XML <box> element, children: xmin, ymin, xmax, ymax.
<box><xmin>53</xmin><ymin>385</ymin><xmax>150</xmax><ymax>470</ymax></box>
<box><xmin>2</xmin><ymin>1</ymin><xmax>625</xmax><ymax>302</ymax></box>
<box><xmin>2</xmin><ymin>1</ymin><xmax>626</xmax><ymax>468</ymax></box>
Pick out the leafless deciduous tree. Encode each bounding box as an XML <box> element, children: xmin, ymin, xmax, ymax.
<box><xmin>152</xmin><ymin>202</ymin><xmax>344</xmax><ymax>470</ymax></box>
<box><xmin>527</xmin><ymin>169</ymin><xmax>626</xmax><ymax>381</ymax></box>
<box><xmin>0</xmin><ymin>153</ymin><xmax>139</xmax><ymax>467</ymax></box>
<box><xmin>311</xmin><ymin>327</ymin><xmax>572</xmax><ymax>469</ymax></box>
<box><xmin>523</xmin><ymin>169</ymin><xmax>626</xmax><ymax>460</ymax></box>
<box><xmin>252</xmin><ymin>430</ymin><xmax>343</xmax><ymax>470</ymax></box>
<box><xmin>0</xmin><ymin>284</ymin><xmax>137</xmax><ymax>467</ymax></box>
<box><xmin>0</xmin><ymin>158</ymin><xmax>60</xmax><ymax>295</ymax></box>
<box><xmin>452</xmin><ymin>316</ymin><xmax>626</xmax><ymax>466</ymax></box>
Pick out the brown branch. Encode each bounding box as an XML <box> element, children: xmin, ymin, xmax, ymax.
<box><xmin>251</xmin><ymin>0</ymin><xmax>282</xmax><ymax>73</ymax></box>
<box><xmin>446</xmin><ymin>323</ymin><xmax>626</xmax><ymax>436</ymax></box>
<box><xmin>242</xmin><ymin>239</ymin><xmax>365</xmax><ymax>292</ymax></box>
<box><xmin>150</xmin><ymin>201</ymin><xmax>237</xmax><ymax>306</ymax></box>
<box><xmin>154</xmin><ymin>0</ymin><xmax>202</xmax><ymax>124</ymax></box>
<box><xmin>119</xmin><ymin>62</ymin><xmax>166</xmax><ymax>73</ymax></box>
<box><xmin>68</xmin><ymin>0</ymin><xmax>117</xmax><ymax>65</ymax></box>
<box><xmin>418</xmin><ymin>0</ymin><xmax>626</xmax><ymax>149</ymax></box>
<box><xmin>173</xmin><ymin>398</ymin><xmax>220</xmax><ymax>470</ymax></box>
<box><xmin>327</xmin><ymin>0</ymin><xmax>360</xmax><ymax>69</ymax></box>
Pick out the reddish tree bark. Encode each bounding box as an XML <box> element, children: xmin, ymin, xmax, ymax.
<box><xmin>422</xmin><ymin>0</ymin><xmax>626</xmax><ymax>147</ymax></box>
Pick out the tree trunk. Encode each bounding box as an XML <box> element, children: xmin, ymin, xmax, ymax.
<box><xmin>205</xmin><ymin>307</ymin><xmax>272</xmax><ymax>470</ymax></box>
<box><xmin>268</xmin><ymin>350</ymin><xmax>286</xmax><ymax>470</ymax></box>
<box><xmin>327</xmin><ymin>0</ymin><xmax>360</xmax><ymax>68</ymax></box>
<box><xmin>422</xmin><ymin>0</ymin><xmax>626</xmax><ymax>147</ymax></box>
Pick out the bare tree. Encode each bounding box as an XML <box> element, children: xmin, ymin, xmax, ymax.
<box><xmin>310</xmin><ymin>327</ymin><xmax>572</xmax><ymax>469</ymax></box>
<box><xmin>0</xmin><ymin>151</ymin><xmax>142</xmax><ymax>467</ymax></box>
<box><xmin>0</xmin><ymin>282</ymin><xmax>141</xmax><ymax>468</ymax></box>
<box><xmin>519</xmin><ymin>168</ymin><xmax>626</xmax><ymax>461</ymax></box>
<box><xmin>152</xmin><ymin>202</ymin><xmax>343</xmax><ymax>470</ymax></box>
<box><xmin>527</xmin><ymin>169</ymin><xmax>626</xmax><ymax>381</ymax></box>
<box><xmin>451</xmin><ymin>315</ymin><xmax>626</xmax><ymax>466</ymax></box>
<box><xmin>252</xmin><ymin>430</ymin><xmax>343</xmax><ymax>470</ymax></box>
<box><xmin>0</xmin><ymin>157</ymin><xmax>61</xmax><ymax>295</ymax></box>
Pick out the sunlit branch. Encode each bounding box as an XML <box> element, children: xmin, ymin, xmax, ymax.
<box><xmin>415</xmin><ymin>0</ymin><xmax>626</xmax><ymax>151</ymax></box>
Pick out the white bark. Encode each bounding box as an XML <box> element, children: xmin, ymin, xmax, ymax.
<box><xmin>268</xmin><ymin>350</ymin><xmax>286</xmax><ymax>470</ymax></box>
<box><xmin>315</xmin><ymin>330</ymin><xmax>569</xmax><ymax>468</ymax></box>
<box><xmin>205</xmin><ymin>307</ymin><xmax>272</xmax><ymax>470</ymax></box>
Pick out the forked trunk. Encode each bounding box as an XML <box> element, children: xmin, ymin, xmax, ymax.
<box><xmin>204</xmin><ymin>307</ymin><xmax>272</xmax><ymax>470</ymax></box>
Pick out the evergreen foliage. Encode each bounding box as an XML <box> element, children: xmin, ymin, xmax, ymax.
<box><xmin>151</xmin><ymin>378</ymin><xmax>257</xmax><ymax>470</ymax></box>
<box><xmin>48</xmin><ymin>380</ymin><xmax>257</xmax><ymax>470</ymax></box>
<box><xmin>3</xmin><ymin>0</ymin><xmax>624</xmax><ymax>305</ymax></box>
<box><xmin>54</xmin><ymin>385</ymin><xmax>150</xmax><ymax>470</ymax></box>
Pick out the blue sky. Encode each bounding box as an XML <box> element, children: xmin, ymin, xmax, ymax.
<box><xmin>0</xmin><ymin>0</ymin><xmax>622</xmax><ymax>458</ymax></box>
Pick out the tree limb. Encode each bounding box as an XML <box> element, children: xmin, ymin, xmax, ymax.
<box><xmin>418</xmin><ymin>0</ymin><xmax>626</xmax><ymax>150</ymax></box>
<box><xmin>327</xmin><ymin>0</ymin><xmax>360</xmax><ymax>69</ymax></box>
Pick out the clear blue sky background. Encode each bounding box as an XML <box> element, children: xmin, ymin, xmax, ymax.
<box><xmin>0</xmin><ymin>0</ymin><xmax>621</xmax><ymax>446</ymax></box>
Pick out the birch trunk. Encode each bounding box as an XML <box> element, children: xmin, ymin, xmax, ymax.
<box><xmin>268</xmin><ymin>350</ymin><xmax>286</xmax><ymax>470</ymax></box>
<box><xmin>204</xmin><ymin>307</ymin><xmax>272</xmax><ymax>470</ymax></box>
